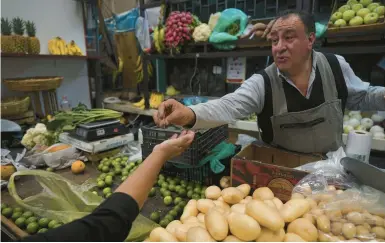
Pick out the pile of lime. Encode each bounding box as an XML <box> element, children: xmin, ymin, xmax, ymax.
<box><xmin>93</xmin><ymin>155</ymin><xmax>142</xmax><ymax>198</ymax></box>
<box><xmin>1</xmin><ymin>203</ymin><xmax>63</xmax><ymax>234</ymax></box>
<box><xmin>150</xmin><ymin>198</ymin><xmax>187</xmax><ymax>228</ymax></box>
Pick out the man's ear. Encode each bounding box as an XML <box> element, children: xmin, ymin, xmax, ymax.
<box><xmin>308</xmin><ymin>32</ymin><xmax>316</xmax><ymax>48</ymax></box>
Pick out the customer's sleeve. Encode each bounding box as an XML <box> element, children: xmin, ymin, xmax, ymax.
<box><xmin>21</xmin><ymin>192</ymin><xmax>139</xmax><ymax>242</ymax></box>
<box><xmin>189</xmin><ymin>74</ymin><xmax>266</xmax><ymax>129</ymax></box>
<box><xmin>336</xmin><ymin>55</ymin><xmax>385</xmax><ymax>111</ymax></box>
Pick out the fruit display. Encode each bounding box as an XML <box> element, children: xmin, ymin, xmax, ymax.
<box><xmin>25</xmin><ymin>20</ymin><xmax>40</xmax><ymax>54</ymax></box>
<box><xmin>48</xmin><ymin>37</ymin><xmax>83</xmax><ymax>56</ymax></box>
<box><xmin>1</xmin><ymin>17</ymin><xmax>14</xmax><ymax>53</ymax></box>
<box><xmin>153</xmin><ymin>26</ymin><xmax>166</xmax><ymax>53</ymax></box>
<box><xmin>343</xmin><ymin>111</ymin><xmax>385</xmax><ymax>139</ymax></box>
<box><xmin>1</xmin><ymin>203</ymin><xmax>64</xmax><ymax>235</ymax></box>
<box><xmin>330</xmin><ymin>0</ymin><xmax>384</xmax><ymax>27</ymax></box>
<box><xmin>71</xmin><ymin>160</ymin><xmax>86</xmax><ymax>174</ymax></box>
<box><xmin>165</xmin><ymin>85</ymin><xmax>180</xmax><ymax>96</ymax></box>
<box><xmin>66</xmin><ymin>40</ymin><xmax>83</xmax><ymax>55</ymax></box>
<box><xmin>12</xmin><ymin>17</ymin><xmax>28</xmax><ymax>54</ymax></box>
<box><xmin>150</xmin><ymin>93</ymin><xmax>164</xmax><ymax>109</ymax></box>
<box><xmin>1</xmin><ymin>164</ymin><xmax>17</xmax><ymax>181</ymax></box>
<box><xmin>135</xmin><ymin>55</ymin><xmax>153</xmax><ymax>83</ymax></box>
<box><xmin>146</xmin><ymin>184</ymin><xmax>385</xmax><ymax>242</ymax></box>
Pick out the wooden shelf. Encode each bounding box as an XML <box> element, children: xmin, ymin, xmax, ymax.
<box><xmin>1</xmin><ymin>53</ymin><xmax>101</xmax><ymax>60</ymax></box>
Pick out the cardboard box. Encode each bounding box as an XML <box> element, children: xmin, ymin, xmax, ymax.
<box><xmin>231</xmin><ymin>141</ymin><xmax>323</xmax><ymax>202</ymax></box>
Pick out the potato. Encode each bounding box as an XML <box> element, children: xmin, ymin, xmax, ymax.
<box><xmin>337</xmin><ymin>235</ymin><xmax>346</xmax><ymax>241</ymax></box>
<box><xmin>231</xmin><ymin>203</ymin><xmax>246</xmax><ymax>214</ymax></box>
<box><xmin>264</xmin><ymin>200</ymin><xmax>278</xmax><ymax>210</ymax></box>
<box><xmin>317</xmin><ymin>214</ymin><xmax>331</xmax><ymax>233</ymax></box>
<box><xmin>197</xmin><ymin>199</ymin><xmax>215</xmax><ymax>214</ymax></box>
<box><xmin>245</xmin><ymin>200</ymin><xmax>285</xmax><ymax>231</ymax></box>
<box><xmin>213</xmin><ymin>200</ymin><xmax>231</xmax><ymax>213</ymax></box>
<box><xmin>287</xmin><ymin>218</ymin><xmax>318</xmax><ymax>242</ymax></box>
<box><xmin>303</xmin><ymin>213</ymin><xmax>316</xmax><ymax>225</ymax></box>
<box><xmin>311</xmin><ymin>208</ymin><xmax>325</xmax><ymax>217</ymax></box>
<box><xmin>150</xmin><ymin>227</ymin><xmax>178</xmax><ymax>242</ymax></box>
<box><xmin>325</xmin><ymin>209</ymin><xmax>343</xmax><ymax>221</ymax></box>
<box><xmin>165</xmin><ymin>220</ymin><xmax>182</xmax><ymax>236</ymax></box>
<box><xmin>223</xmin><ymin>235</ymin><xmax>242</xmax><ymax>242</ymax></box>
<box><xmin>372</xmin><ymin>215</ymin><xmax>385</xmax><ymax>227</ymax></box>
<box><xmin>186</xmin><ymin>226</ymin><xmax>215</xmax><ymax>242</ymax></box>
<box><xmin>372</xmin><ymin>226</ymin><xmax>385</xmax><ymax>239</ymax></box>
<box><xmin>273</xmin><ymin>197</ymin><xmax>284</xmax><ymax>210</ymax></box>
<box><xmin>205</xmin><ymin>186</ymin><xmax>221</xmax><ymax>200</ymax></box>
<box><xmin>175</xmin><ymin>222</ymin><xmax>203</xmax><ymax>241</ymax></box>
<box><xmin>318</xmin><ymin>230</ymin><xmax>332</xmax><ymax>242</ymax></box>
<box><xmin>183</xmin><ymin>216</ymin><xmax>200</xmax><ymax>224</ymax></box>
<box><xmin>345</xmin><ymin>238</ymin><xmax>360</xmax><ymax>242</ymax></box>
<box><xmin>228</xmin><ymin>212</ymin><xmax>261</xmax><ymax>241</ymax></box>
<box><xmin>180</xmin><ymin>201</ymin><xmax>199</xmax><ymax>223</ymax></box>
<box><xmin>306</xmin><ymin>197</ymin><xmax>318</xmax><ymax>209</ymax></box>
<box><xmin>256</xmin><ymin>227</ymin><xmax>285</xmax><ymax>242</ymax></box>
<box><xmin>253</xmin><ymin>187</ymin><xmax>274</xmax><ymax>200</ymax></box>
<box><xmin>347</xmin><ymin>212</ymin><xmax>365</xmax><ymax>225</ymax></box>
<box><xmin>240</xmin><ymin>196</ymin><xmax>253</xmax><ymax>204</ymax></box>
<box><xmin>342</xmin><ymin>223</ymin><xmax>357</xmax><ymax>239</ymax></box>
<box><xmin>280</xmin><ymin>199</ymin><xmax>310</xmax><ymax>223</ymax></box>
<box><xmin>222</xmin><ymin>187</ymin><xmax>244</xmax><ymax>204</ymax></box>
<box><xmin>341</xmin><ymin>203</ymin><xmax>362</xmax><ymax>214</ymax></box>
<box><xmin>217</xmin><ymin>196</ymin><xmax>224</xmax><ymax>201</ymax></box>
<box><xmin>291</xmin><ymin>193</ymin><xmax>305</xmax><ymax>199</ymax></box>
<box><xmin>236</xmin><ymin>184</ymin><xmax>251</xmax><ymax>197</ymax></box>
<box><xmin>331</xmin><ymin>221</ymin><xmax>343</xmax><ymax>235</ymax></box>
<box><xmin>284</xmin><ymin>232</ymin><xmax>306</xmax><ymax>242</ymax></box>
<box><xmin>329</xmin><ymin>236</ymin><xmax>342</xmax><ymax>242</ymax></box>
<box><xmin>362</xmin><ymin>222</ymin><xmax>372</xmax><ymax>230</ymax></box>
<box><xmin>205</xmin><ymin>207</ymin><xmax>229</xmax><ymax>241</ymax></box>
<box><xmin>356</xmin><ymin>225</ymin><xmax>372</xmax><ymax>241</ymax></box>
<box><xmin>197</xmin><ymin>213</ymin><xmax>205</xmax><ymax>223</ymax></box>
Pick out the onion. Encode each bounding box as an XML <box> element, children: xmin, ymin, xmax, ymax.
<box><xmin>348</xmin><ymin>111</ymin><xmax>361</xmax><ymax>117</ymax></box>
<box><xmin>343</xmin><ymin>115</ymin><xmax>350</xmax><ymax>122</ymax></box>
<box><xmin>360</xmin><ymin>118</ymin><xmax>374</xmax><ymax>130</ymax></box>
<box><xmin>373</xmin><ymin>132</ymin><xmax>385</xmax><ymax>139</ymax></box>
<box><xmin>371</xmin><ymin>114</ymin><xmax>384</xmax><ymax>123</ymax></box>
<box><xmin>343</xmin><ymin>125</ymin><xmax>354</xmax><ymax>134</ymax></box>
<box><xmin>348</xmin><ymin>118</ymin><xmax>360</xmax><ymax>128</ymax></box>
<box><xmin>370</xmin><ymin>125</ymin><xmax>384</xmax><ymax>134</ymax></box>
<box><xmin>350</xmin><ymin>114</ymin><xmax>362</xmax><ymax>121</ymax></box>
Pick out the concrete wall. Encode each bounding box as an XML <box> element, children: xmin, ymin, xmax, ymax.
<box><xmin>1</xmin><ymin>0</ymin><xmax>91</xmax><ymax>108</ymax></box>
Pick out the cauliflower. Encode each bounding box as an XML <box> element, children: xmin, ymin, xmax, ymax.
<box><xmin>21</xmin><ymin>123</ymin><xmax>52</xmax><ymax>149</ymax></box>
<box><xmin>193</xmin><ymin>24</ymin><xmax>212</xmax><ymax>42</ymax></box>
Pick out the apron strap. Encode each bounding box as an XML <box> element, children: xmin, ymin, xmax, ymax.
<box><xmin>265</xmin><ymin>63</ymin><xmax>288</xmax><ymax>115</ymax></box>
<box><xmin>314</xmin><ymin>52</ymin><xmax>339</xmax><ymax>102</ymax></box>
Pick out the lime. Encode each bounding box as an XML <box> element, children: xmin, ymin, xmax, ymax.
<box><xmin>175</xmin><ymin>185</ymin><xmax>182</xmax><ymax>192</ymax></box>
<box><xmin>128</xmin><ymin>162</ymin><xmax>135</xmax><ymax>168</ymax></box>
<box><xmin>136</xmin><ymin>159</ymin><xmax>142</xmax><ymax>164</ymax></box>
<box><xmin>38</xmin><ymin>228</ymin><xmax>48</xmax><ymax>233</ymax></box>
<box><xmin>161</xmin><ymin>182</ymin><xmax>168</xmax><ymax>189</ymax></box>
<box><xmin>2</xmin><ymin>207</ymin><xmax>13</xmax><ymax>218</ymax></box>
<box><xmin>169</xmin><ymin>180</ymin><xmax>176</xmax><ymax>186</ymax></box>
<box><xmin>174</xmin><ymin>205</ymin><xmax>182</xmax><ymax>213</ymax></box>
<box><xmin>164</xmin><ymin>196</ymin><xmax>173</xmax><ymax>206</ymax></box>
<box><xmin>104</xmin><ymin>161</ymin><xmax>111</xmax><ymax>167</ymax></box>
<box><xmin>99</xmin><ymin>173</ymin><xmax>107</xmax><ymax>180</ymax></box>
<box><xmin>150</xmin><ymin>211</ymin><xmax>160</xmax><ymax>223</ymax></box>
<box><xmin>97</xmin><ymin>180</ymin><xmax>106</xmax><ymax>188</ymax></box>
<box><xmin>22</xmin><ymin>211</ymin><xmax>33</xmax><ymax>219</ymax></box>
<box><xmin>164</xmin><ymin>214</ymin><xmax>174</xmax><ymax>222</ymax></box>
<box><xmin>105</xmin><ymin>193</ymin><xmax>112</xmax><ymax>198</ymax></box>
<box><xmin>160</xmin><ymin>188</ymin><xmax>167</xmax><ymax>194</ymax></box>
<box><xmin>149</xmin><ymin>188</ymin><xmax>156</xmax><ymax>197</ymax></box>
<box><xmin>188</xmin><ymin>182</ymin><xmax>194</xmax><ymax>188</ymax></box>
<box><xmin>15</xmin><ymin>217</ymin><xmax>26</xmax><ymax>228</ymax></box>
<box><xmin>101</xmin><ymin>157</ymin><xmax>108</xmax><ymax>162</ymax></box>
<box><xmin>107</xmin><ymin>171</ymin><xmax>115</xmax><ymax>177</ymax></box>
<box><xmin>38</xmin><ymin>218</ymin><xmax>50</xmax><ymax>228</ymax></box>
<box><xmin>11</xmin><ymin>211</ymin><xmax>23</xmax><ymax>221</ymax></box>
<box><xmin>26</xmin><ymin>222</ymin><xmax>39</xmax><ymax>234</ymax></box>
<box><xmin>187</xmin><ymin>186</ymin><xmax>193</xmax><ymax>191</ymax></box>
<box><xmin>26</xmin><ymin>216</ymin><xmax>38</xmax><ymax>225</ymax></box>
<box><xmin>159</xmin><ymin>174</ymin><xmax>165</xmax><ymax>180</ymax></box>
<box><xmin>114</xmin><ymin>168</ymin><xmax>121</xmax><ymax>175</ymax></box>
<box><xmin>180</xmin><ymin>180</ymin><xmax>187</xmax><ymax>187</ymax></box>
<box><xmin>53</xmin><ymin>223</ymin><xmax>63</xmax><ymax>228</ymax></box>
<box><xmin>168</xmin><ymin>184</ymin><xmax>175</xmax><ymax>192</ymax></box>
<box><xmin>48</xmin><ymin>220</ymin><xmax>58</xmax><ymax>229</ymax></box>
<box><xmin>174</xmin><ymin>178</ymin><xmax>181</xmax><ymax>184</ymax></box>
<box><xmin>102</xmin><ymin>166</ymin><xmax>109</xmax><ymax>173</ymax></box>
<box><xmin>158</xmin><ymin>180</ymin><xmax>165</xmax><ymax>187</ymax></box>
<box><xmin>1</xmin><ymin>203</ymin><xmax>7</xmax><ymax>211</ymax></box>
<box><xmin>159</xmin><ymin>219</ymin><xmax>170</xmax><ymax>228</ymax></box>
<box><xmin>174</xmin><ymin>197</ymin><xmax>182</xmax><ymax>205</ymax></box>
<box><xmin>166</xmin><ymin>177</ymin><xmax>173</xmax><ymax>182</ymax></box>
<box><xmin>13</xmin><ymin>207</ymin><xmax>23</xmax><ymax>213</ymax></box>
<box><xmin>178</xmin><ymin>201</ymin><xmax>187</xmax><ymax>208</ymax></box>
<box><xmin>169</xmin><ymin>209</ymin><xmax>178</xmax><ymax>217</ymax></box>
<box><xmin>105</xmin><ymin>176</ymin><xmax>113</xmax><ymax>186</ymax></box>
<box><xmin>121</xmin><ymin>176</ymin><xmax>128</xmax><ymax>181</ymax></box>
<box><xmin>122</xmin><ymin>170</ymin><xmax>129</xmax><ymax>176</ymax></box>
<box><xmin>46</xmin><ymin>167</ymin><xmax>54</xmax><ymax>172</ymax></box>
<box><xmin>122</xmin><ymin>156</ymin><xmax>128</xmax><ymax>161</ymax></box>
<box><xmin>163</xmin><ymin>191</ymin><xmax>171</xmax><ymax>197</ymax></box>
<box><xmin>103</xmin><ymin>187</ymin><xmax>112</xmax><ymax>195</ymax></box>
<box><xmin>201</xmin><ymin>186</ymin><xmax>208</xmax><ymax>193</ymax></box>
<box><xmin>92</xmin><ymin>191</ymin><xmax>98</xmax><ymax>195</ymax></box>
<box><xmin>187</xmin><ymin>190</ymin><xmax>193</xmax><ymax>198</ymax></box>
<box><xmin>178</xmin><ymin>188</ymin><xmax>187</xmax><ymax>197</ymax></box>
<box><xmin>192</xmin><ymin>194</ymin><xmax>200</xmax><ymax>200</ymax></box>
<box><xmin>193</xmin><ymin>187</ymin><xmax>201</xmax><ymax>194</ymax></box>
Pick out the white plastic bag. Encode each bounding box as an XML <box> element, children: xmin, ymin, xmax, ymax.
<box><xmin>42</xmin><ymin>143</ymin><xmax>83</xmax><ymax>169</ymax></box>
<box><xmin>135</xmin><ymin>14</ymin><xmax>151</xmax><ymax>51</ymax></box>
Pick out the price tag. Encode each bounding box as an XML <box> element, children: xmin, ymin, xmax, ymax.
<box><xmin>226</xmin><ymin>57</ymin><xmax>246</xmax><ymax>83</ymax></box>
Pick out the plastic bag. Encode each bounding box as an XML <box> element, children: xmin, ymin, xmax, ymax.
<box><xmin>209</xmin><ymin>8</ymin><xmax>248</xmax><ymax>50</ymax></box>
<box><xmin>43</xmin><ymin>143</ymin><xmax>83</xmax><ymax>169</ymax></box>
<box><xmin>135</xmin><ymin>15</ymin><xmax>151</xmax><ymax>51</ymax></box>
<box><xmin>105</xmin><ymin>8</ymin><xmax>139</xmax><ymax>34</ymax></box>
<box><xmin>290</xmin><ymin>151</ymin><xmax>385</xmax><ymax>242</ymax></box>
<box><xmin>8</xmin><ymin>170</ymin><xmax>158</xmax><ymax>241</ymax></box>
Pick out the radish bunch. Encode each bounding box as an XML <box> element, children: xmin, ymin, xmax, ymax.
<box><xmin>165</xmin><ymin>11</ymin><xmax>200</xmax><ymax>52</ymax></box>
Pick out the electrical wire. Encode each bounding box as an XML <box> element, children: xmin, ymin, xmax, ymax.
<box><xmin>189</xmin><ymin>54</ymin><xmax>200</xmax><ymax>94</ymax></box>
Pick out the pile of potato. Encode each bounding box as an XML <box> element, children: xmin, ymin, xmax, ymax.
<box><xmin>145</xmin><ymin>184</ymin><xmax>385</xmax><ymax>242</ymax></box>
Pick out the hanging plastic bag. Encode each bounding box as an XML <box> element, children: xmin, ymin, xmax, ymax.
<box><xmin>135</xmin><ymin>14</ymin><xmax>151</xmax><ymax>51</ymax></box>
<box><xmin>104</xmin><ymin>8</ymin><xmax>140</xmax><ymax>34</ymax></box>
<box><xmin>209</xmin><ymin>8</ymin><xmax>248</xmax><ymax>50</ymax></box>
<box><xmin>8</xmin><ymin>170</ymin><xmax>158</xmax><ymax>241</ymax></box>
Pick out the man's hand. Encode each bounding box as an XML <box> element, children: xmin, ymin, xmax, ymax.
<box><xmin>153</xmin><ymin>99</ymin><xmax>196</xmax><ymax>127</ymax></box>
<box><xmin>262</xmin><ymin>19</ymin><xmax>276</xmax><ymax>40</ymax></box>
<box><xmin>153</xmin><ymin>130</ymin><xmax>195</xmax><ymax>161</ymax></box>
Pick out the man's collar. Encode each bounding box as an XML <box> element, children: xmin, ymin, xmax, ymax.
<box><xmin>277</xmin><ymin>50</ymin><xmax>316</xmax><ymax>81</ymax></box>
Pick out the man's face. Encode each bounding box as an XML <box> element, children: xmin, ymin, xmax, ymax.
<box><xmin>269</xmin><ymin>15</ymin><xmax>315</xmax><ymax>73</ymax></box>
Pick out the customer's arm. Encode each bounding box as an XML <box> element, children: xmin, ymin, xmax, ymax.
<box><xmin>337</xmin><ymin>55</ymin><xmax>385</xmax><ymax>111</ymax></box>
<box><xmin>21</xmin><ymin>131</ymin><xmax>195</xmax><ymax>242</ymax></box>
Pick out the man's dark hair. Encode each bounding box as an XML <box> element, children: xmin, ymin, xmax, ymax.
<box><xmin>277</xmin><ymin>10</ymin><xmax>315</xmax><ymax>34</ymax></box>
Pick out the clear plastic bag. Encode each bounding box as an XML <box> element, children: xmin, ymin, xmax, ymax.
<box><xmin>8</xmin><ymin>170</ymin><xmax>158</xmax><ymax>241</ymax></box>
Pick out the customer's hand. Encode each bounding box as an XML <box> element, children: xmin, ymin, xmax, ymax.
<box><xmin>262</xmin><ymin>19</ymin><xmax>276</xmax><ymax>40</ymax></box>
<box><xmin>153</xmin><ymin>130</ymin><xmax>195</xmax><ymax>161</ymax></box>
<box><xmin>153</xmin><ymin>99</ymin><xmax>196</xmax><ymax>127</ymax></box>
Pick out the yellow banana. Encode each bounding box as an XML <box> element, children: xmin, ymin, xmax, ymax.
<box><xmin>147</xmin><ymin>63</ymin><xmax>153</xmax><ymax>77</ymax></box>
<box><xmin>136</xmin><ymin>55</ymin><xmax>142</xmax><ymax>68</ymax></box>
<box><xmin>118</xmin><ymin>57</ymin><xmax>124</xmax><ymax>72</ymax></box>
<box><xmin>48</xmin><ymin>39</ymin><xmax>56</xmax><ymax>54</ymax></box>
<box><xmin>133</xmin><ymin>98</ymin><xmax>144</xmax><ymax>107</ymax></box>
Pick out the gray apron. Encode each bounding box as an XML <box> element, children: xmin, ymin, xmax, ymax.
<box><xmin>265</xmin><ymin>52</ymin><xmax>343</xmax><ymax>153</ymax></box>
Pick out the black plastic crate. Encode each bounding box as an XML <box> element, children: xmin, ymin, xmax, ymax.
<box><xmin>159</xmin><ymin>145</ymin><xmax>241</xmax><ymax>186</ymax></box>
<box><xmin>141</xmin><ymin>124</ymin><xmax>228</xmax><ymax>165</ymax></box>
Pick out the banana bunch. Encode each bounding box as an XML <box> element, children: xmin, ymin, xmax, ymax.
<box><xmin>135</xmin><ymin>55</ymin><xmax>153</xmax><ymax>83</ymax></box>
<box><xmin>67</xmin><ymin>40</ymin><xmax>83</xmax><ymax>56</ymax></box>
<box><xmin>153</xmin><ymin>26</ymin><xmax>165</xmax><ymax>53</ymax></box>
<box><xmin>150</xmin><ymin>92</ymin><xmax>164</xmax><ymax>109</ymax></box>
<box><xmin>48</xmin><ymin>37</ymin><xmax>68</xmax><ymax>55</ymax></box>
<box><xmin>132</xmin><ymin>98</ymin><xmax>145</xmax><ymax>110</ymax></box>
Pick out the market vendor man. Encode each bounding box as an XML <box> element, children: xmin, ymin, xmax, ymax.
<box><xmin>153</xmin><ymin>10</ymin><xmax>385</xmax><ymax>153</ymax></box>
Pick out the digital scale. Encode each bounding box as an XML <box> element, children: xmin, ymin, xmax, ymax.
<box><xmin>73</xmin><ymin>119</ymin><xmax>129</xmax><ymax>142</ymax></box>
